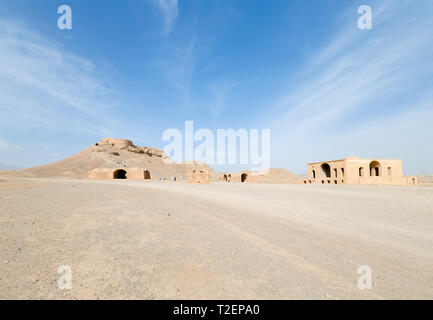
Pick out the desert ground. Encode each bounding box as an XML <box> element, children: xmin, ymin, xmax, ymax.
<box><xmin>0</xmin><ymin>178</ymin><xmax>432</xmax><ymax>299</ymax></box>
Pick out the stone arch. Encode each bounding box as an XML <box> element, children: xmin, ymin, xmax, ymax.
<box><xmin>223</xmin><ymin>174</ymin><xmax>228</xmax><ymax>182</ymax></box>
<box><xmin>369</xmin><ymin>161</ymin><xmax>381</xmax><ymax>177</ymax></box>
<box><xmin>320</xmin><ymin>163</ymin><xmax>331</xmax><ymax>178</ymax></box>
<box><xmin>241</xmin><ymin>173</ymin><xmax>248</xmax><ymax>183</ymax></box>
<box><xmin>113</xmin><ymin>169</ymin><xmax>127</xmax><ymax>179</ymax></box>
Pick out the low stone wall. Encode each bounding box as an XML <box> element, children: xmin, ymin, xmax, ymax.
<box><xmin>304</xmin><ymin>175</ymin><xmax>417</xmax><ymax>186</ymax></box>
<box><xmin>221</xmin><ymin>169</ymin><xmax>298</xmax><ymax>184</ymax></box>
<box><xmin>87</xmin><ymin>167</ymin><xmax>151</xmax><ymax>180</ymax></box>
<box><xmin>87</xmin><ymin>168</ymin><xmax>114</xmax><ymax>180</ymax></box>
<box><xmin>99</xmin><ymin>138</ymin><xmax>133</xmax><ymax>147</ymax></box>
<box><xmin>347</xmin><ymin>176</ymin><xmax>417</xmax><ymax>186</ymax></box>
<box><xmin>187</xmin><ymin>169</ymin><xmax>210</xmax><ymax>184</ymax></box>
<box><xmin>126</xmin><ymin>167</ymin><xmax>151</xmax><ymax>180</ymax></box>
<box><xmin>417</xmin><ymin>175</ymin><xmax>433</xmax><ymax>185</ymax></box>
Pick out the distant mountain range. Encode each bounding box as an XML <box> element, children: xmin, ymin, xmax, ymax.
<box><xmin>0</xmin><ymin>162</ymin><xmax>20</xmax><ymax>170</ymax></box>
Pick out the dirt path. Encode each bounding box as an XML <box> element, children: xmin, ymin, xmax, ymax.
<box><xmin>1</xmin><ymin>178</ymin><xmax>432</xmax><ymax>299</ymax></box>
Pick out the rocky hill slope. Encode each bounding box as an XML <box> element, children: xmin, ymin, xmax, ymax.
<box><xmin>0</xmin><ymin>138</ymin><xmax>300</xmax><ymax>183</ymax></box>
<box><xmin>0</xmin><ymin>138</ymin><xmax>217</xmax><ymax>180</ymax></box>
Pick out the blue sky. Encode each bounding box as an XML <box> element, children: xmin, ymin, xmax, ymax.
<box><xmin>0</xmin><ymin>0</ymin><xmax>432</xmax><ymax>174</ymax></box>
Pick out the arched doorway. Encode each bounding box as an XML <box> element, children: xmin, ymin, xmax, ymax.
<box><xmin>144</xmin><ymin>170</ymin><xmax>151</xmax><ymax>180</ymax></box>
<box><xmin>113</xmin><ymin>169</ymin><xmax>127</xmax><ymax>179</ymax></box>
<box><xmin>223</xmin><ymin>175</ymin><xmax>228</xmax><ymax>182</ymax></box>
<box><xmin>241</xmin><ymin>173</ymin><xmax>248</xmax><ymax>183</ymax></box>
<box><xmin>320</xmin><ymin>163</ymin><xmax>331</xmax><ymax>178</ymax></box>
<box><xmin>369</xmin><ymin>161</ymin><xmax>381</xmax><ymax>177</ymax></box>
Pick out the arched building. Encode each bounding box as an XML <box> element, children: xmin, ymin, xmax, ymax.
<box><xmin>187</xmin><ymin>169</ymin><xmax>210</xmax><ymax>184</ymax></box>
<box><xmin>304</xmin><ymin>156</ymin><xmax>417</xmax><ymax>186</ymax></box>
<box><xmin>87</xmin><ymin>167</ymin><xmax>151</xmax><ymax>180</ymax></box>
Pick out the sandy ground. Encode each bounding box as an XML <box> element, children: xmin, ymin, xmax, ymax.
<box><xmin>0</xmin><ymin>178</ymin><xmax>432</xmax><ymax>299</ymax></box>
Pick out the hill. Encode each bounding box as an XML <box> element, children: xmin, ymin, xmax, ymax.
<box><xmin>0</xmin><ymin>138</ymin><xmax>217</xmax><ymax>180</ymax></box>
<box><xmin>0</xmin><ymin>138</ymin><xmax>299</xmax><ymax>183</ymax></box>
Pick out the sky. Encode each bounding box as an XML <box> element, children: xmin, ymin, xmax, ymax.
<box><xmin>0</xmin><ymin>0</ymin><xmax>432</xmax><ymax>174</ymax></box>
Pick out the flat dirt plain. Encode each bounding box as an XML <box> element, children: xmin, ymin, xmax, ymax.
<box><xmin>0</xmin><ymin>178</ymin><xmax>432</xmax><ymax>299</ymax></box>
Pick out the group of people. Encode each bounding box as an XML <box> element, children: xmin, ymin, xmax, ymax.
<box><xmin>159</xmin><ymin>176</ymin><xmax>182</xmax><ymax>182</ymax></box>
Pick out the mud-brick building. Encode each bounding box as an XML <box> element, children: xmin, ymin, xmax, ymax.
<box><xmin>304</xmin><ymin>156</ymin><xmax>417</xmax><ymax>186</ymax></box>
<box><xmin>87</xmin><ymin>167</ymin><xmax>151</xmax><ymax>180</ymax></box>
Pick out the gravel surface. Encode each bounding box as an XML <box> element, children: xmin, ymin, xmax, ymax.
<box><xmin>1</xmin><ymin>178</ymin><xmax>432</xmax><ymax>299</ymax></box>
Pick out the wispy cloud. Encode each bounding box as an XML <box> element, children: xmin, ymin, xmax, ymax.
<box><xmin>270</xmin><ymin>1</ymin><xmax>433</xmax><ymax>173</ymax></box>
<box><xmin>208</xmin><ymin>81</ymin><xmax>238</xmax><ymax>117</ymax></box>
<box><xmin>0</xmin><ymin>138</ymin><xmax>21</xmax><ymax>151</ymax></box>
<box><xmin>159</xmin><ymin>36</ymin><xmax>197</xmax><ymax>109</ymax></box>
<box><xmin>0</xmin><ymin>17</ymin><xmax>118</xmax><ymax>136</ymax></box>
<box><xmin>154</xmin><ymin>0</ymin><xmax>179</xmax><ymax>34</ymax></box>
